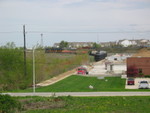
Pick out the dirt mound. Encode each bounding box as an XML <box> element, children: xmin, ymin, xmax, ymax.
<box><xmin>132</xmin><ymin>48</ymin><xmax>150</xmax><ymax>57</ymax></box>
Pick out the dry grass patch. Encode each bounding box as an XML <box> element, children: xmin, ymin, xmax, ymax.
<box><xmin>19</xmin><ymin>97</ymin><xmax>67</xmax><ymax>111</ymax></box>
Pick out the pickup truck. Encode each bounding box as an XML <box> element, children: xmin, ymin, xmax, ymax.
<box><xmin>77</xmin><ymin>66</ymin><xmax>88</xmax><ymax>75</ymax></box>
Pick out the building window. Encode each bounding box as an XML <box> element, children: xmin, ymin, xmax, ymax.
<box><xmin>139</xmin><ymin>68</ymin><xmax>142</xmax><ymax>73</ymax></box>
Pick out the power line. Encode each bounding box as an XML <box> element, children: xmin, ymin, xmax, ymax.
<box><xmin>0</xmin><ymin>31</ymin><xmax>22</xmax><ymax>33</ymax></box>
<box><xmin>28</xmin><ymin>31</ymin><xmax>150</xmax><ymax>33</ymax></box>
<box><xmin>1</xmin><ymin>31</ymin><xmax>149</xmax><ymax>34</ymax></box>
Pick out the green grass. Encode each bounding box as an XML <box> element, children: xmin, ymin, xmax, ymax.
<box><xmin>17</xmin><ymin>96</ymin><xmax>150</xmax><ymax>113</ymax></box>
<box><xmin>30</xmin><ymin>51</ymin><xmax>89</xmax><ymax>83</ymax></box>
<box><xmin>0</xmin><ymin>48</ymin><xmax>32</xmax><ymax>91</ymax></box>
<box><xmin>15</xmin><ymin>75</ymin><xmax>150</xmax><ymax>92</ymax></box>
<box><xmin>17</xmin><ymin>75</ymin><xmax>126</xmax><ymax>92</ymax></box>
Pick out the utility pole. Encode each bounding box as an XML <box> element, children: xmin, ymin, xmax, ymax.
<box><xmin>33</xmin><ymin>47</ymin><xmax>35</xmax><ymax>93</ymax></box>
<box><xmin>23</xmin><ymin>25</ymin><xmax>27</xmax><ymax>76</ymax></box>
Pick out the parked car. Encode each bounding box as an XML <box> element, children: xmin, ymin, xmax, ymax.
<box><xmin>139</xmin><ymin>81</ymin><xmax>150</xmax><ymax>89</ymax></box>
<box><xmin>127</xmin><ymin>78</ymin><xmax>135</xmax><ymax>85</ymax></box>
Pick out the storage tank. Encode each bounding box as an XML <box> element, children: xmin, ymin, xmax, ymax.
<box><xmin>94</xmin><ymin>51</ymin><xmax>107</xmax><ymax>62</ymax></box>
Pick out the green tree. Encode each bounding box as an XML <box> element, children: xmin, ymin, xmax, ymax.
<box><xmin>59</xmin><ymin>41</ymin><xmax>68</xmax><ymax>49</ymax></box>
<box><xmin>93</xmin><ymin>43</ymin><xmax>100</xmax><ymax>49</ymax></box>
<box><xmin>1</xmin><ymin>42</ymin><xmax>16</xmax><ymax>49</ymax></box>
<box><xmin>0</xmin><ymin>42</ymin><xmax>32</xmax><ymax>91</ymax></box>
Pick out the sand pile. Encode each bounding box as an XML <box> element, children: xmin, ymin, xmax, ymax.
<box><xmin>132</xmin><ymin>48</ymin><xmax>150</xmax><ymax>57</ymax></box>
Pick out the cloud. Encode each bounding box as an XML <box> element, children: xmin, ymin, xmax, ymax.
<box><xmin>57</xmin><ymin>0</ymin><xmax>84</xmax><ymax>5</ymax></box>
<box><xmin>0</xmin><ymin>0</ymin><xmax>150</xmax><ymax>47</ymax></box>
<box><xmin>0</xmin><ymin>0</ymin><xmax>150</xmax><ymax>29</ymax></box>
<box><xmin>122</xmin><ymin>0</ymin><xmax>150</xmax><ymax>2</ymax></box>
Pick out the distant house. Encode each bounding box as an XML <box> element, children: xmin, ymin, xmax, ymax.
<box><xmin>118</xmin><ymin>39</ymin><xmax>150</xmax><ymax>47</ymax></box>
<box><xmin>53</xmin><ymin>43</ymin><xmax>60</xmax><ymax>48</ymax></box>
<box><xmin>127</xmin><ymin>57</ymin><xmax>150</xmax><ymax>77</ymax></box>
<box><xmin>53</xmin><ymin>42</ymin><xmax>94</xmax><ymax>48</ymax></box>
<box><xmin>53</xmin><ymin>39</ymin><xmax>150</xmax><ymax>48</ymax></box>
<box><xmin>136</xmin><ymin>39</ymin><xmax>150</xmax><ymax>47</ymax></box>
<box><xmin>117</xmin><ymin>39</ymin><xmax>137</xmax><ymax>47</ymax></box>
<box><xmin>100</xmin><ymin>42</ymin><xmax>116</xmax><ymax>47</ymax></box>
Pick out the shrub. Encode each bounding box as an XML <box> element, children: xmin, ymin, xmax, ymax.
<box><xmin>144</xmin><ymin>75</ymin><xmax>150</xmax><ymax>78</ymax></box>
<box><xmin>0</xmin><ymin>94</ymin><xmax>21</xmax><ymax>113</ymax></box>
<box><xmin>0</xmin><ymin>48</ymin><xmax>32</xmax><ymax>91</ymax></box>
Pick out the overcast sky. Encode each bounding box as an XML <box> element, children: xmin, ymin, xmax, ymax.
<box><xmin>0</xmin><ymin>0</ymin><xmax>150</xmax><ymax>47</ymax></box>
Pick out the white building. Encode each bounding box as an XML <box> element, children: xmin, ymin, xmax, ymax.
<box><xmin>118</xmin><ymin>39</ymin><xmax>137</xmax><ymax>47</ymax></box>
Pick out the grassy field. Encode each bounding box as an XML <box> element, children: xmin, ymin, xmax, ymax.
<box><xmin>29</xmin><ymin>51</ymin><xmax>90</xmax><ymax>83</ymax></box>
<box><xmin>16</xmin><ymin>75</ymin><xmax>150</xmax><ymax>92</ymax></box>
<box><xmin>17</xmin><ymin>75</ymin><xmax>126</xmax><ymax>92</ymax></box>
<box><xmin>17</xmin><ymin>96</ymin><xmax>150</xmax><ymax>113</ymax></box>
<box><xmin>0</xmin><ymin>47</ymin><xmax>90</xmax><ymax>91</ymax></box>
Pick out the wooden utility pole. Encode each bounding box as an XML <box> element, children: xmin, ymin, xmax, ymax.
<box><xmin>23</xmin><ymin>25</ymin><xmax>27</xmax><ymax>76</ymax></box>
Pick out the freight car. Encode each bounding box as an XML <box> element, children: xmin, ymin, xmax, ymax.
<box><xmin>45</xmin><ymin>48</ymin><xmax>63</xmax><ymax>53</ymax></box>
<box><xmin>45</xmin><ymin>48</ymin><xmax>80</xmax><ymax>54</ymax></box>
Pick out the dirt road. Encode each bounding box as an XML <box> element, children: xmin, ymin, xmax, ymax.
<box><xmin>36</xmin><ymin>68</ymin><xmax>76</xmax><ymax>86</ymax></box>
<box><xmin>36</xmin><ymin>59</ymin><xmax>107</xmax><ymax>87</ymax></box>
<box><xmin>36</xmin><ymin>60</ymin><xmax>103</xmax><ymax>87</ymax></box>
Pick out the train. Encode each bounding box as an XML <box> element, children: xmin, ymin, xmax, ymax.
<box><xmin>45</xmin><ymin>48</ymin><xmax>62</xmax><ymax>53</ymax></box>
<box><xmin>45</xmin><ymin>48</ymin><xmax>107</xmax><ymax>61</ymax></box>
<box><xmin>45</xmin><ymin>48</ymin><xmax>87</xmax><ymax>54</ymax></box>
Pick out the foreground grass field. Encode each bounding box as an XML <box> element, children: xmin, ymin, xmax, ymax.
<box><xmin>15</xmin><ymin>75</ymin><xmax>150</xmax><ymax>92</ymax></box>
<box><xmin>36</xmin><ymin>75</ymin><xmax>125</xmax><ymax>92</ymax></box>
<box><xmin>18</xmin><ymin>75</ymin><xmax>126</xmax><ymax>92</ymax></box>
<box><xmin>17</xmin><ymin>96</ymin><xmax>150</xmax><ymax>113</ymax></box>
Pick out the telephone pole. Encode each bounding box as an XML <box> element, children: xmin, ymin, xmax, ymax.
<box><xmin>33</xmin><ymin>47</ymin><xmax>35</xmax><ymax>93</ymax></box>
<box><xmin>23</xmin><ymin>25</ymin><xmax>27</xmax><ymax>76</ymax></box>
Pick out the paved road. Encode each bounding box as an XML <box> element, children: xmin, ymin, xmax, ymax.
<box><xmin>2</xmin><ymin>92</ymin><xmax>150</xmax><ymax>97</ymax></box>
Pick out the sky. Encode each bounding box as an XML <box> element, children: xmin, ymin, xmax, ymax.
<box><xmin>0</xmin><ymin>0</ymin><xmax>150</xmax><ymax>47</ymax></box>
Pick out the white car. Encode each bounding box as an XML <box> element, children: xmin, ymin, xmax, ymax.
<box><xmin>139</xmin><ymin>81</ymin><xmax>150</xmax><ymax>89</ymax></box>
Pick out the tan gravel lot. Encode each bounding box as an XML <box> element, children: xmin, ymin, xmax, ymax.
<box><xmin>125</xmin><ymin>78</ymin><xmax>150</xmax><ymax>89</ymax></box>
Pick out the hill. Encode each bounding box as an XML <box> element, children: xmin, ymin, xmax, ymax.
<box><xmin>132</xmin><ymin>48</ymin><xmax>150</xmax><ymax>57</ymax></box>
<box><xmin>0</xmin><ymin>48</ymin><xmax>90</xmax><ymax>91</ymax></box>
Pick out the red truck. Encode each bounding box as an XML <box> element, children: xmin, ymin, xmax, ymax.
<box><xmin>77</xmin><ymin>66</ymin><xmax>89</xmax><ymax>75</ymax></box>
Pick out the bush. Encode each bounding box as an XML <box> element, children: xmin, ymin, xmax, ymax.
<box><xmin>0</xmin><ymin>48</ymin><xmax>32</xmax><ymax>91</ymax></box>
<box><xmin>0</xmin><ymin>94</ymin><xmax>21</xmax><ymax>113</ymax></box>
<box><xmin>144</xmin><ymin>75</ymin><xmax>150</xmax><ymax>78</ymax></box>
